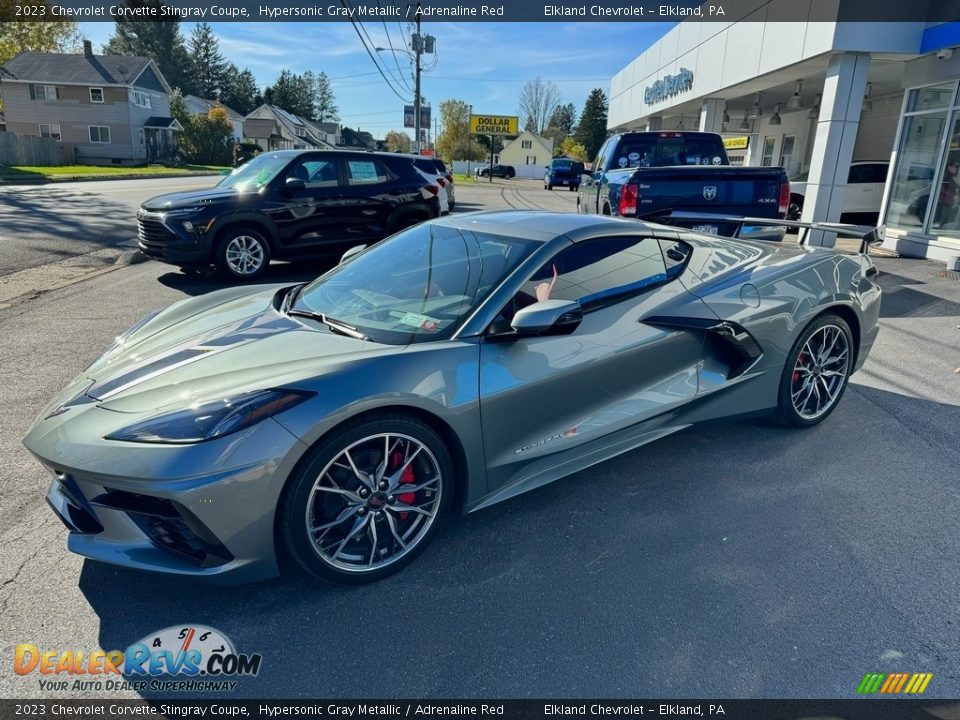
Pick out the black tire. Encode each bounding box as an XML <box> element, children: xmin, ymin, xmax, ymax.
<box><xmin>215</xmin><ymin>227</ymin><xmax>271</xmax><ymax>281</ymax></box>
<box><xmin>546</xmin><ymin>184</ymin><xmax>552</xmax><ymax>190</ymax></box>
<box><xmin>787</xmin><ymin>194</ymin><xmax>804</xmax><ymax>221</ymax></box>
<box><xmin>569</xmin><ymin>185</ymin><xmax>577</xmax><ymax>192</ymax></box>
<box><xmin>773</xmin><ymin>313</ymin><xmax>854</xmax><ymax>428</ymax></box>
<box><xmin>279</xmin><ymin>413</ymin><xmax>454</xmax><ymax>584</ymax></box>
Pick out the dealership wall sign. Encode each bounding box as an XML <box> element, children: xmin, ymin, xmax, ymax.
<box><xmin>644</xmin><ymin>68</ymin><xmax>694</xmax><ymax>105</ymax></box>
<box><xmin>470</xmin><ymin>114</ymin><xmax>519</xmax><ymax>135</ymax></box>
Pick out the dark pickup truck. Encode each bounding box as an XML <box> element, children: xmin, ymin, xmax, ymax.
<box><xmin>578</xmin><ymin>131</ymin><xmax>790</xmax><ymax>237</ymax></box>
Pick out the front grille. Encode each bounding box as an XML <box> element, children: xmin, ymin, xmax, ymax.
<box><xmin>91</xmin><ymin>490</ymin><xmax>233</xmax><ymax>568</ymax></box>
<box><xmin>137</xmin><ymin>216</ymin><xmax>175</xmax><ymax>253</ymax></box>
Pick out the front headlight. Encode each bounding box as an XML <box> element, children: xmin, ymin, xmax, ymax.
<box><xmin>104</xmin><ymin>389</ymin><xmax>313</xmax><ymax>444</ymax></box>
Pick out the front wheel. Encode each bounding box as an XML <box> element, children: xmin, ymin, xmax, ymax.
<box><xmin>546</xmin><ymin>184</ymin><xmax>552</xmax><ymax>190</ymax></box>
<box><xmin>216</xmin><ymin>228</ymin><xmax>270</xmax><ymax>281</ymax></box>
<box><xmin>774</xmin><ymin>313</ymin><xmax>854</xmax><ymax>427</ymax></box>
<box><xmin>279</xmin><ymin>414</ymin><xmax>453</xmax><ymax>584</ymax></box>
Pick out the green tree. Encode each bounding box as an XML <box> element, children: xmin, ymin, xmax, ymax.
<box><xmin>437</xmin><ymin>99</ymin><xmax>484</xmax><ymax>161</ymax></box>
<box><xmin>220</xmin><ymin>65</ymin><xmax>260</xmax><ymax>116</ymax></box>
<box><xmin>575</xmin><ymin>88</ymin><xmax>609</xmax><ymax>163</ymax></box>
<box><xmin>178</xmin><ymin>103</ymin><xmax>233</xmax><ymax>165</ymax></box>
<box><xmin>0</xmin><ymin>9</ymin><xmax>79</xmax><ymax>66</ymax></box>
<box><xmin>384</xmin><ymin>130</ymin><xmax>412</xmax><ymax>153</ymax></box>
<box><xmin>543</xmin><ymin>102</ymin><xmax>577</xmax><ymax>149</ymax></box>
<box><xmin>559</xmin><ymin>137</ymin><xmax>588</xmax><ymax>162</ymax></box>
<box><xmin>102</xmin><ymin>0</ymin><xmax>192</xmax><ymax>93</ymax></box>
<box><xmin>312</xmin><ymin>71</ymin><xmax>338</xmax><ymax>122</ymax></box>
<box><xmin>264</xmin><ymin>69</ymin><xmax>313</xmax><ymax>118</ymax></box>
<box><xmin>188</xmin><ymin>22</ymin><xmax>225</xmax><ymax>99</ymax></box>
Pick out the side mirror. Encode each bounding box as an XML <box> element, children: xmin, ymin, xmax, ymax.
<box><xmin>339</xmin><ymin>244</ymin><xmax>367</xmax><ymax>265</ymax></box>
<box><xmin>510</xmin><ymin>299</ymin><xmax>582</xmax><ymax>336</ymax></box>
<box><xmin>282</xmin><ymin>177</ymin><xmax>306</xmax><ymax>193</ymax></box>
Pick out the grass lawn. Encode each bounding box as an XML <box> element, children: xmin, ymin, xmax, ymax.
<box><xmin>452</xmin><ymin>172</ymin><xmax>479</xmax><ymax>184</ymax></box>
<box><xmin>0</xmin><ymin>164</ymin><xmax>229</xmax><ymax>183</ymax></box>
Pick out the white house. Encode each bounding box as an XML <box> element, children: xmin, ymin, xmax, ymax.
<box><xmin>498</xmin><ymin>131</ymin><xmax>555</xmax><ymax>177</ymax></box>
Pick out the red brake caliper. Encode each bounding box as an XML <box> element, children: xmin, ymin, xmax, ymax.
<box><xmin>793</xmin><ymin>353</ymin><xmax>806</xmax><ymax>384</ymax></box>
<box><xmin>392</xmin><ymin>451</ymin><xmax>416</xmax><ymax>519</ymax></box>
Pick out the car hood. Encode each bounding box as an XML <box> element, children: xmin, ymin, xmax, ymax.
<box><xmin>62</xmin><ymin>286</ymin><xmax>396</xmax><ymax>414</ymax></box>
<box><xmin>141</xmin><ymin>187</ymin><xmax>243</xmax><ymax>211</ymax></box>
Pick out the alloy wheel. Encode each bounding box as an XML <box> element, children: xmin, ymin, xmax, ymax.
<box><xmin>224</xmin><ymin>235</ymin><xmax>266</xmax><ymax>276</ymax></box>
<box><xmin>790</xmin><ymin>324</ymin><xmax>850</xmax><ymax>420</ymax></box>
<box><xmin>304</xmin><ymin>433</ymin><xmax>443</xmax><ymax>573</ymax></box>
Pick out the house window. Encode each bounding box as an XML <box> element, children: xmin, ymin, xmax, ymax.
<box><xmin>521</xmin><ymin>140</ymin><xmax>532</xmax><ymax>149</ymax></box>
<box><xmin>33</xmin><ymin>85</ymin><xmax>59</xmax><ymax>101</ymax></box>
<box><xmin>526</xmin><ymin>155</ymin><xmax>537</xmax><ymax>165</ymax></box>
<box><xmin>39</xmin><ymin>123</ymin><xmax>61</xmax><ymax>140</ymax></box>
<box><xmin>89</xmin><ymin>87</ymin><xmax>104</xmax><ymax>103</ymax></box>
<box><xmin>89</xmin><ymin>126</ymin><xmax>111</xmax><ymax>144</ymax></box>
<box><xmin>760</xmin><ymin>136</ymin><xmax>776</xmax><ymax>166</ymax></box>
<box><xmin>129</xmin><ymin>90</ymin><xmax>152</xmax><ymax>109</ymax></box>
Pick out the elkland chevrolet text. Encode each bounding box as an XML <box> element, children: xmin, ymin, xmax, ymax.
<box><xmin>24</xmin><ymin>211</ymin><xmax>880</xmax><ymax>585</ymax></box>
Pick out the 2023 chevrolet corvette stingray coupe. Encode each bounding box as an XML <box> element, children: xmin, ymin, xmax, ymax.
<box><xmin>24</xmin><ymin>211</ymin><xmax>881</xmax><ymax>584</ymax></box>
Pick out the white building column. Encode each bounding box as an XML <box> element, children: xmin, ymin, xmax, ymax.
<box><xmin>801</xmin><ymin>52</ymin><xmax>870</xmax><ymax>245</ymax></box>
<box><xmin>699</xmin><ymin>98</ymin><xmax>725</xmax><ymax>133</ymax></box>
<box><xmin>644</xmin><ymin>116</ymin><xmax>663</xmax><ymax>131</ymax></box>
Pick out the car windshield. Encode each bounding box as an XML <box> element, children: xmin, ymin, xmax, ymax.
<box><xmin>218</xmin><ymin>153</ymin><xmax>291</xmax><ymax>190</ymax></box>
<box><xmin>293</xmin><ymin>223</ymin><xmax>536</xmax><ymax>344</ymax></box>
<box><xmin>551</xmin><ymin>159</ymin><xmax>573</xmax><ymax>169</ymax></box>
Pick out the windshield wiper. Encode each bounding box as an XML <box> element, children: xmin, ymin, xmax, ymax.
<box><xmin>286</xmin><ymin>310</ymin><xmax>369</xmax><ymax>341</ymax></box>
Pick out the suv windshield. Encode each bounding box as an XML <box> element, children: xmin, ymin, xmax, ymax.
<box><xmin>293</xmin><ymin>223</ymin><xmax>535</xmax><ymax>344</ymax></box>
<box><xmin>218</xmin><ymin>153</ymin><xmax>292</xmax><ymax>190</ymax></box>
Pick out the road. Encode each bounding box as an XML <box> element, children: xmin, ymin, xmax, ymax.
<box><xmin>1</xmin><ymin>177</ymin><xmax>959</xmax><ymax>700</ymax></box>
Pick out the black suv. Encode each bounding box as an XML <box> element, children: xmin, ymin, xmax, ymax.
<box><xmin>137</xmin><ymin>150</ymin><xmax>441</xmax><ymax>280</ymax></box>
<box><xmin>476</xmin><ymin>164</ymin><xmax>515</xmax><ymax>179</ymax></box>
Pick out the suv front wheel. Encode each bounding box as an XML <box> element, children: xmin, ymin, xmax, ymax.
<box><xmin>216</xmin><ymin>227</ymin><xmax>271</xmax><ymax>281</ymax></box>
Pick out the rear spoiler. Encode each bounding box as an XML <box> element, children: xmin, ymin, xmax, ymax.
<box><xmin>637</xmin><ymin>210</ymin><xmax>882</xmax><ymax>255</ymax></box>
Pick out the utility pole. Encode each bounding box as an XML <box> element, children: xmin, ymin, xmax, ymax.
<box><xmin>413</xmin><ymin>6</ymin><xmax>422</xmax><ymax>154</ymax></box>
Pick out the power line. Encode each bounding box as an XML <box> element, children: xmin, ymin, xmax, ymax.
<box><xmin>380</xmin><ymin>1</ymin><xmax>414</xmax><ymax>93</ymax></box>
<box><xmin>339</xmin><ymin>0</ymin><xmax>412</xmax><ymax>103</ymax></box>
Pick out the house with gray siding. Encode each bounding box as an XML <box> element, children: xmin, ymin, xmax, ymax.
<box><xmin>0</xmin><ymin>41</ymin><xmax>181</xmax><ymax>164</ymax></box>
<box><xmin>243</xmin><ymin>104</ymin><xmax>334</xmax><ymax>151</ymax></box>
<box><xmin>184</xmin><ymin>95</ymin><xmax>244</xmax><ymax>143</ymax></box>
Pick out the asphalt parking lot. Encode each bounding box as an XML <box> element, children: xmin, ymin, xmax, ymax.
<box><xmin>1</xmin><ymin>175</ymin><xmax>959</xmax><ymax>700</ymax></box>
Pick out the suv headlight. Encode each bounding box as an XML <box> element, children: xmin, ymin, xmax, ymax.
<box><xmin>105</xmin><ymin>389</ymin><xmax>313</xmax><ymax>444</ymax></box>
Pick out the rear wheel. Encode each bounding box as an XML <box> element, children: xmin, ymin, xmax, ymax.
<box><xmin>279</xmin><ymin>414</ymin><xmax>453</xmax><ymax>584</ymax></box>
<box><xmin>774</xmin><ymin>313</ymin><xmax>853</xmax><ymax>427</ymax></box>
<box><xmin>546</xmin><ymin>184</ymin><xmax>552</xmax><ymax>190</ymax></box>
<box><xmin>216</xmin><ymin>228</ymin><xmax>270</xmax><ymax>281</ymax></box>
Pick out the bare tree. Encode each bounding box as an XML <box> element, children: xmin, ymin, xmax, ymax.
<box><xmin>518</xmin><ymin>77</ymin><xmax>562</xmax><ymax>136</ymax></box>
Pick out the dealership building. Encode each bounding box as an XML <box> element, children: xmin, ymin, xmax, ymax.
<box><xmin>608</xmin><ymin>9</ymin><xmax>960</xmax><ymax>261</ymax></box>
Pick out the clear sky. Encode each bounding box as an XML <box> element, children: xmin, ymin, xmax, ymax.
<box><xmin>78</xmin><ymin>21</ymin><xmax>671</xmax><ymax>136</ymax></box>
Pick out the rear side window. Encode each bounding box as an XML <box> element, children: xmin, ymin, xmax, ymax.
<box><xmin>615</xmin><ymin>133</ymin><xmax>728</xmax><ymax>168</ymax></box>
<box><xmin>347</xmin><ymin>159</ymin><xmax>390</xmax><ymax>185</ymax></box>
<box><xmin>414</xmin><ymin>159</ymin><xmax>437</xmax><ymax>174</ymax></box>
<box><xmin>521</xmin><ymin>237</ymin><xmax>668</xmax><ymax>308</ymax></box>
<box><xmin>433</xmin><ymin>160</ymin><xmax>448</xmax><ymax>173</ymax></box>
<box><xmin>848</xmin><ymin>163</ymin><xmax>889</xmax><ymax>184</ymax></box>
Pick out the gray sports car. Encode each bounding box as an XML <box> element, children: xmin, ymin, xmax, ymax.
<box><xmin>23</xmin><ymin>211</ymin><xmax>881</xmax><ymax>584</ymax></box>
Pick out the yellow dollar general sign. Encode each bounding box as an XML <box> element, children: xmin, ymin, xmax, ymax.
<box><xmin>470</xmin><ymin>115</ymin><xmax>519</xmax><ymax>135</ymax></box>
<box><xmin>857</xmin><ymin>672</ymin><xmax>933</xmax><ymax>694</ymax></box>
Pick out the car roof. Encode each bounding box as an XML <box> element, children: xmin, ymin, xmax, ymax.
<box><xmin>433</xmin><ymin>210</ymin><xmax>661</xmax><ymax>243</ymax></box>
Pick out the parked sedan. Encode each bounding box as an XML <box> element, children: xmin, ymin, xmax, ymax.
<box><xmin>24</xmin><ymin>211</ymin><xmax>880</xmax><ymax>585</ymax></box>
<box><xmin>136</xmin><ymin>150</ymin><xmax>441</xmax><ymax>280</ymax></box>
<box><xmin>476</xmin><ymin>164</ymin><xmax>516</xmax><ymax>179</ymax></box>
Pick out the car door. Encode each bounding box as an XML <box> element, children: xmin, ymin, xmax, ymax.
<box><xmin>269</xmin><ymin>154</ymin><xmax>349</xmax><ymax>254</ymax></box>
<box><xmin>477</xmin><ymin>234</ymin><xmax>706</xmax><ymax>501</ymax></box>
<box><xmin>338</xmin><ymin>156</ymin><xmax>400</xmax><ymax>242</ymax></box>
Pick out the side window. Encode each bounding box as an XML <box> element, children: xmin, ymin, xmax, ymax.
<box><xmin>865</xmin><ymin>163</ymin><xmax>889</xmax><ymax>183</ymax></box>
<box><xmin>593</xmin><ymin>138</ymin><xmax>612</xmax><ymax>172</ymax></box>
<box><xmin>347</xmin><ymin>159</ymin><xmax>390</xmax><ymax>185</ymax></box>
<box><xmin>848</xmin><ymin>164</ymin><xmax>868</xmax><ymax>183</ymax></box>
<box><xmin>287</xmin><ymin>158</ymin><xmax>340</xmax><ymax>188</ymax></box>
<box><xmin>657</xmin><ymin>238</ymin><xmax>692</xmax><ymax>279</ymax></box>
<box><xmin>519</xmin><ymin>237</ymin><xmax>668</xmax><ymax>308</ymax></box>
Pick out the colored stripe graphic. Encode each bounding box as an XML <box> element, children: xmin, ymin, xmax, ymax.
<box><xmin>858</xmin><ymin>672</ymin><xmax>932</xmax><ymax>694</ymax></box>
